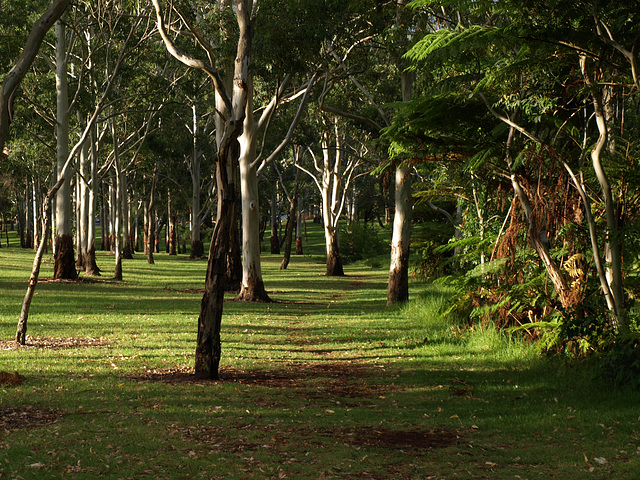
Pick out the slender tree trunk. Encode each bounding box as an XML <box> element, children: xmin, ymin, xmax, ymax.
<box><xmin>225</xmin><ymin>181</ymin><xmax>242</xmax><ymax>292</ymax></box>
<box><xmin>270</xmin><ymin>187</ymin><xmax>280</xmax><ymax>254</ymax></box>
<box><xmin>100</xmin><ymin>182</ymin><xmax>108</xmax><ymax>250</ymax></box>
<box><xmin>195</xmin><ymin>143</ymin><xmax>236</xmax><ymax>378</ymax></box>
<box><xmin>167</xmin><ymin>189</ymin><xmax>177</xmax><ymax>255</ymax></box>
<box><xmin>16</xmin><ymin>202</ymin><xmax>51</xmax><ymax>344</ymax></box>
<box><xmin>581</xmin><ymin>56</ymin><xmax>627</xmax><ymax>332</ymax></box>
<box><xmin>147</xmin><ymin>162</ymin><xmax>159</xmax><ymax>264</ymax></box>
<box><xmin>77</xmin><ymin>116</ymin><xmax>89</xmax><ymax>270</ymax></box>
<box><xmin>280</xmin><ymin>169</ymin><xmax>299</xmax><ymax>270</ymax></box>
<box><xmin>295</xmin><ymin>196</ymin><xmax>303</xmax><ymax>255</ymax></box>
<box><xmin>190</xmin><ymin>102</ymin><xmax>204</xmax><ymax>258</ymax></box>
<box><xmin>32</xmin><ymin>176</ymin><xmax>39</xmax><ymax>250</ymax></box>
<box><xmin>122</xmin><ymin>184</ymin><xmax>133</xmax><ymax>259</ymax></box>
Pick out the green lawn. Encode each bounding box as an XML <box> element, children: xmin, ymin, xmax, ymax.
<box><xmin>0</xmin><ymin>225</ymin><xmax>639</xmax><ymax>479</ymax></box>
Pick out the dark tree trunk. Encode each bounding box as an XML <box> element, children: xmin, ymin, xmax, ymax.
<box><xmin>326</xmin><ymin>230</ymin><xmax>344</xmax><ymax>276</ymax></box>
<box><xmin>270</xmin><ymin>188</ymin><xmax>280</xmax><ymax>254</ymax></box>
<box><xmin>168</xmin><ymin>216</ymin><xmax>177</xmax><ymax>255</ymax></box>
<box><xmin>83</xmin><ymin>246</ymin><xmax>101</xmax><ymax>276</ymax></box>
<box><xmin>280</xmin><ymin>188</ymin><xmax>298</xmax><ymax>270</ymax></box>
<box><xmin>195</xmin><ymin>142</ymin><xmax>237</xmax><ymax>379</ymax></box>
<box><xmin>225</xmin><ymin>207</ymin><xmax>242</xmax><ymax>292</ymax></box>
<box><xmin>54</xmin><ymin>234</ymin><xmax>77</xmax><ymax>280</ymax></box>
<box><xmin>191</xmin><ymin>239</ymin><xmax>204</xmax><ymax>258</ymax></box>
<box><xmin>123</xmin><ymin>236</ymin><xmax>133</xmax><ymax>259</ymax></box>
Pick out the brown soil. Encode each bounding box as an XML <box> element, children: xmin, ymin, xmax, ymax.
<box><xmin>0</xmin><ymin>406</ymin><xmax>63</xmax><ymax>431</ymax></box>
<box><xmin>0</xmin><ymin>336</ymin><xmax>110</xmax><ymax>350</ymax></box>
<box><xmin>0</xmin><ymin>371</ymin><xmax>23</xmax><ymax>386</ymax></box>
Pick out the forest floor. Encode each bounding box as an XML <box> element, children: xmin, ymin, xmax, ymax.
<box><xmin>1</xmin><ymin>229</ymin><xmax>639</xmax><ymax>479</ymax></box>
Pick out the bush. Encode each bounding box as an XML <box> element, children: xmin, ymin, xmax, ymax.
<box><xmin>595</xmin><ymin>335</ymin><xmax>640</xmax><ymax>389</ymax></box>
<box><xmin>340</xmin><ymin>222</ymin><xmax>387</xmax><ymax>264</ymax></box>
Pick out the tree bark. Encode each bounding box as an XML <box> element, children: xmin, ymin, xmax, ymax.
<box><xmin>387</xmin><ymin>68</ymin><xmax>414</xmax><ymax>305</ymax></box>
<box><xmin>195</xmin><ymin>142</ymin><xmax>236</xmax><ymax>378</ymax></box>
<box><xmin>280</xmin><ymin>166</ymin><xmax>300</xmax><ymax>270</ymax></box>
<box><xmin>16</xmin><ymin>203</ymin><xmax>51</xmax><ymax>344</ymax></box>
<box><xmin>325</xmin><ymin>228</ymin><xmax>344</xmax><ymax>276</ymax></box>
<box><xmin>225</xmin><ymin>194</ymin><xmax>242</xmax><ymax>292</ymax></box>
<box><xmin>295</xmin><ymin>196</ymin><xmax>303</xmax><ymax>254</ymax></box>
<box><xmin>147</xmin><ymin>162</ymin><xmax>159</xmax><ymax>264</ymax></box>
<box><xmin>168</xmin><ymin>189</ymin><xmax>177</xmax><ymax>255</ymax></box>
<box><xmin>236</xmin><ymin>92</ymin><xmax>271</xmax><ymax>302</ymax></box>
<box><xmin>580</xmin><ymin>56</ymin><xmax>627</xmax><ymax>332</ymax></box>
<box><xmin>53</xmin><ymin>18</ymin><xmax>77</xmax><ymax>280</ymax></box>
<box><xmin>387</xmin><ymin>166</ymin><xmax>412</xmax><ymax>305</ymax></box>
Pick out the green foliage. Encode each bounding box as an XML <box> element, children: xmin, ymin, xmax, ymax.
<box><xmin>595</xmin><ymin>335</ymin><xmax>640</xmax><ymax>389</ymax></box>
<box><xmin>340</xmin><ymin>221</ymin><xmax>387</xmax><ymax>265</ymax></box>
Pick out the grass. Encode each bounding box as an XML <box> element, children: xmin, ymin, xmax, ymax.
<box><xmin>0</xmin><ymin>223</ymin><xmax>639</xmax><ymax>479</ymax></box>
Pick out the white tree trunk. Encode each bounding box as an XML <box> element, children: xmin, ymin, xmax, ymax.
<box><xmin>387</xmin><ymin>70</ymin><xmax>413</xmax><ymax>305</ymax></box>
<box><xmin>236</xmin><ymin>100</ymin><xmax>270</xmax><ymax>301</ymax></box>
<box><xmin>53</xmin><ymin>17</ymin><xmax>76</xmax><ymax>279</ymax></box>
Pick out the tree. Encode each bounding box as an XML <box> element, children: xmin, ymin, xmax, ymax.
<box><xmin>52</xmin><ymin>14</ymin><xmax>76</xmax><ymax>280</ymax></box>
<box><xmin>16</xmin><ymin>2</ymin><xmax>138</xmax><ymax>344</ymax></box>
<box><xmin>297</xmin><ymin>116</ymin><xmax>364</xmax><ymax>276</ymax></box>
<box><xmin>390</xmin><ymin>0</ymin><xmax>640</xmax><ymax>345</ymax></box>
<box><xmin>152</xmin><ymin>0</ymin><xmax>252</xmax><ymax>379</ymax></box>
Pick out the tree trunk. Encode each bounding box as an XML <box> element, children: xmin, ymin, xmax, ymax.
<box><xmin>387</xmin><ymin>166</ymin><xmax>411</xmax><ymax>305</ymax></box>
<box><xmin>168</xmin><ymin>189</ymin><xmax>177</xmax><ymax>255</ymax></box>
<box><xmin>387</xmin><ymin>68</ymin><xmax>414</xmax><ymax>305</ymax></box>
<box><xmin>100</xmin><ymin>182</ymin><xmax>108</xmax><ymax>250</ymax></box>
<box><xmin>280</xmin><ymin>172</ymin><xmax>299</xmax><ymax>270</ymax></box>
<box><xmin>122</xmin><ymin>188</ymin><xmax>133</xmax><ymax>259</ymax></box>
<box><xmin>325</xmin><ymin>228</ymin><xmax>344</xmax><ymax>276</ymax></box>
<box><xmin>16</xmin><ymin>203</ymin><xmax>51</xmax><ymax>344</ymax></box>
<box><xmin>189</xmin><ymin>101</ymin><xmax>205</xmax><ymax>259</ymax></box>
<box><xmin>270</xmin><ymin>187</ymin><xmax>280</xmax><ymax>254</ymax></box>
<box><xmin>581</xmin><ymin>56</ymin><xmax>627</xmax><ymax>332</ymax></box>
<box><xmin>225</xmin><ymin>193</ymin><xmax>242</xmax><ymax>292</ymax></box>
<box><xmin>147</xmin><ymin>163</ymin><xmax>159</xmax><ymax>264</ymax></box>
<box><xmin>195</xmin><ymin>143</ymin><xmax>236</xmax><ymax>379</ymax></box>
<box><xmin>295</xmin><ymin>196</ymin><xmax>303</xmax><ymax>254</ymax></box>
<box><xmin>53</xmin><ymin>18</ymin><xmax>76</xmax><ymax>280</ymax></box>
<box><xmin>236</xmin><ymin>96</ymin><xmax>270</xmax><ymax>302</ymax></box>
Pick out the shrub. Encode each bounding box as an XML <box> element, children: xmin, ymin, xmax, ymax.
<box><xmin>340</xmin><ymin>222</ymin><xmax>387</xmax><ymax>264</ymax></box>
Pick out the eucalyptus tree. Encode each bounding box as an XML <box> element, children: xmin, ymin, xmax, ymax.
<box><xmin>307</xmin><ymin>0</ymin><xmax>422</xmax><ymax>298</ymax></box>
<box><xmin>152</xmin><ymin>0</ymin><xmax>252</xmax><ymax>378</ymax></box>
<box><xmin>15</xmin><ymin>2</ymin><xmax>144</xmax><ymax>344</ymax></box>
<box><xmin>297</xmin><ymin>115</ymin><xmax>367</xmax><ymax>276</ymax></box>
<box><xmin>275</xmin><ymin>144</ymin><xmax>304</xmax><ymax>270</ymax></box>
<box><xmin>52</xmin><ymin>12</ymin><xmax>77</xmax><ymax>279</ymax></box>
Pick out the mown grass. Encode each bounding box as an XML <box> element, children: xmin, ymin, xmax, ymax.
<box><xmin>0</xmin><ymin>223</ymin><xmax>639</xmax><ymax>480</ymax></box>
